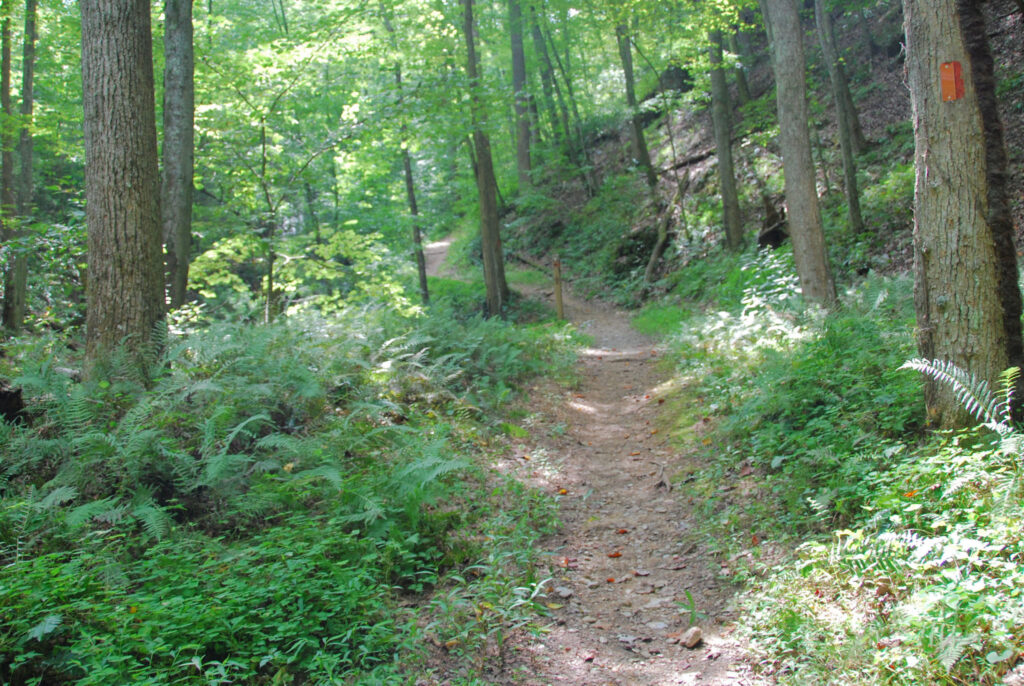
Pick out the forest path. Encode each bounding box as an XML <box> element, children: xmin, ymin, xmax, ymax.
<box><xmin>423</xmin><ymin>240</ymin><xmax>759</xmax><ymax>684</ymax></box>
<box><xmin>489</xmin><ymin>279</ymin><xmax>758</xmax><ymax>686</ymax></box>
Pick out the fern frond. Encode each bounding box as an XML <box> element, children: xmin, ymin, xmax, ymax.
<box><xmin>66</xmin><ymin>497</ymin><xmax>120</xmax><ymax>527</ymax></box>
<box><xmin>899</xmin><ymin>359</ymin><xmax>1008</xmax><ymax>426</ymax></box>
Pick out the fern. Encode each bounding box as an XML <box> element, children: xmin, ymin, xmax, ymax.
<box><xmin>900</xmin><ymin>359</ymin><xmax>1018</xmax><ymax>433</ymax></box>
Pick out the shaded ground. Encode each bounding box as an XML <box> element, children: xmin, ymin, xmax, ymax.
<box><xmin>423</xmin><ymin>242</ymin><xmax>762</xmax><ymax>684</ymax></box>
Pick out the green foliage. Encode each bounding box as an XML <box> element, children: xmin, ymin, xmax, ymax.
<box><xmin>743</xmin><ymin>368</ymin><xmax>1024</xmax><ymax>685</ymax></box>
<box><xmin>1</xmin><ymin>303</ymin><xmax>579</xmax><ymax>684</ymax></box>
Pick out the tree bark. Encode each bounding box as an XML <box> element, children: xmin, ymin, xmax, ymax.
<box><xmin>0</xmin><ymin>0</ymin><xmax>25</xmax><ymax>331</ymax></box>
<box><xmin>463</xmin><ymin>0</ymin><xmax>508</xmax><ymax>317</ymax></box>
<box><xmin>162</xmin><ymin>0</ymin><xmax>194</xmax><ymax>311</ymax></box>
<box><xmin>903</xmin><ymin>0</ymin><xmax>1023</xmax><ymax>427</ymax></box>
<box><xmin>760</xmin><ymin>0</ymin><xmax>836</xmax><ymax>304</ymax></box>
<box><xmin>727</xmin><ymin>31</ymin><xmax>752</xmax><ymax>106</ymax></box>
<box><xmin>814</xmin><ymin>0</ymin><xmax>865</xmax><ymax>234</ymax></box>
<box><xmin>813</xmin><ymin>0</ymin><xmax>868</xmax><ymax>154</ymax></box>
<box><xmin>0</xmin><ymin>8</ymin><xmax>14</xmax><ymax>328</ymax></box>
<box><xmin>709</xmin><ymin>31</ymin><xmax>743</xmax><ymax>249</ymax></box>
<box><xmin>528</xmin><ymin>3</ymin><xmax>563</xmax><ymax>149</ymax></box>
<box><xmin>615</xmin><ymin>24</ymin><xmax>657</xmax><ymax>189</ymax></box>
<box><xmin>509</xmin><ymin>0</ymin><xmax>531</xmax><ymax>190</ymax></box>
<box><xmin>81</xmin><ymin>0</ymin><xmax>164</xmax><ymax>364</ymax></box>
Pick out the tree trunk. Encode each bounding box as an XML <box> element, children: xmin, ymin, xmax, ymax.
<box><xmin>161</xmin><ymin>0</ymin><xmax>194</xmax><ymax>310</ymax></box>
<box><xmin>81</xmin><ymin>0</ymin><xmax>164</xmax><ymax>364</ymax></box>
<box><xmin>904</xmin><ymin>0</ymin><xmax>1023</xmax><ymax>428</ymax></box>
<box><xmin>727</xmin><ymin>31</ymin><xmax>752</xmax><ymax>106</ymax></box>
<box><xmin>402</xmin><ymin>147</ymin><xmax>429</xmax><ymax>305</ymax></box>
<box><xmin>814</xmin><ymin>0</ymin><xmax>865</xmax><ymax>234</ymax></box>
<box><xmin>615</xmin><ymin>24</ymin><xmax>657</xmax><ymax>189</ymax></box>
<box><xmin>813</xmin><ymin>0</ymin><xmax>868</xmax><ymax>154</ymax></box>
<box><xmin>760</xmin><ymin>0</ymin><xmax>836</xmax><ymax>304</ymax></box>
<box><xmin>529</xmin><ymin>3</ymin><xmax>563</xmax><ymax>149</ymax></box>
<box><xmin>1</xmin><ymin>0</ymin><xmax>32</xmax><ymax>332</ymax></box>
<box><xmin>509</xmin><ymin>0</ymin><xmax>531</xmax><ymax>190</ymax></box>
<box><xmin>709</xmin><ymin>31</ymin><xmax>743</xmax><ymax>249</ymax></box>
<box><xmin>381</xmin><ymin>6</ymin><xmax>429</xmax><ymax>305</ymax></box>
<box><xmin>462</xmin><ymin>0</ymin><xmax>508</xmax><ymax>317</ymax></box>
<box><xmin>0</xmin><ymin>9</ymin><xmax>14</xmax><ymax>327</ymax></box>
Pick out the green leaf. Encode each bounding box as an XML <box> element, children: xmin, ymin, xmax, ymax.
<box><xmin>26</xmin><ymin>614</ymin><xmax>62</xmax><ymax>642</ymax></box>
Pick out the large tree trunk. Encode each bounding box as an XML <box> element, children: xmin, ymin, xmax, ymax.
<box><xmin>509</xmin><ymin>0</ymin><xmax>531</xmax><ymax>190</ymax></box>
<box><xmin>615</xmin><ymin>24</ymin><xmax>657</xmax><ymax>189</ymax></box>
<box><xmin>81</xmin><ymin>0</ymin><xmax>164</xmax><ymax>364</ymax></box>
<box><xmin>1</xmin><ymin>0</ymin><xmax>32</xmax><ymax>332</ymax></box>
<box><xmin>161</xmin><ymin>0</ymin><xmax>194</xmax><ymax>310</ymax></box>
<box><xmin>904</xmin><ymin>0</ymin><xmax>1023</xmax><ymax>428</ymax></box>
<box><xmin>462</xmin><ymin>0</ymin><xmax>508</xmax><ymax>317</ymax></box>
<box><xmin>760</xmin><ymin>0</ymin><xmax>836</xmax><ymax>304</ymax></box>
<box><xmin>815</xmin><ymin>0</ymin><xmax>865</xmax><ymax>235</ymax></box>
<box><xmin>709</xmin><ymin>30</ymin><xmax>743</xmax><ymax>249</ymax></box>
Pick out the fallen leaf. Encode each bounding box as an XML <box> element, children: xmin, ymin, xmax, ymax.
<box><xmin>644</xmin><ymin>394</ymin><xmax>650</xmax><ymax>399</ymax></box>
<box><xmin>608</xmin><ymin>551</ymin><xmax>622</xmax><ymax>558</ymax></box>
<box><xmin>752</xmin><ymin>534</ymin><xmax>761</xmax><ymax>545</ymax></box>
<box><xmin>739</xmin><ymin>463</ymin><xmax>753</xmax><ymax>476</ymax></box>
<box><xmin>606</xmin><ymin>577</ymin><xmax>616</xmax><ymax>583</ymax></box>
<box><xmin>904</xmin><ymin>489</ymin><xmax>918</xmax><ymax>498</ymax></box>
<box><xmin>545</xmin><ymin>602</ymin><xmax>564</xmax><ymax>609</ymax></box>
<box><xmin>658</xmin><ymin>398</ymin><xmax>665</xmax><ymax>405</ymax></box>
<box><xmin>633</xmin><ymin>569</ymin><xmax>651</xmax><ymax>577</ymax></box>
<box><xmin>558</xmin><ymin>488</ymin><xmax>568</xmax><ymax>495</ymax></box>
<box><xmin>630</xmin><ymin>451</ymin><xmax>641</xmax><ymax>456</ymax></box>
<box><xmin>650</xmin><ymin>429</ymin><xmax>658</xmax><ymax>435</ymax></box>
<box><xmin>616</xmin><ymin>528</ymin><xmax>629</xmax><ymax>534</ymax></box>
<box><xmin>444</xmin><ymin>639</ymin><xmax>459</xmax><ymax>650</ymax></box>
<box><xmin>702</xmin><ymin>438</ymin><xmax>712</xmax><ymax>446</ymax></box>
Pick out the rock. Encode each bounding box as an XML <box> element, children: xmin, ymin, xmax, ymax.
<box><xmin>582</xmin><ymin>616</ymin><xmax>598</xmax><ymax>623</ymax></box>
<box><xmin>554</xmin><ymin>586</ymin><xmax>573</xmax><ymax>599</ymax></box>
<box><xmin>682</xmin><ymin>626</ymin><xmax>702</xmax><ymax>648</ymax></box>
<box><xmin>646</xmin><ymin>621</ymin><xmax>668</xmax><ymax>630</ymax></box>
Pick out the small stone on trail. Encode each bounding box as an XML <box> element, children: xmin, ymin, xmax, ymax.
<box><xmin>554</xmin><ymin>586</ymin><xmax>573</xmax><ymax>599</ymax></box>
<box><xmin>582</xmin><ymin>615</ymin><xmax>598</xmax><ymax>623</ymax></box>
<box><xmin>682</xmin><ymin>626</ymin><xmax>703</xmax><ymax>648</ymax></box>
<box><xmin>646</xmin><ymin>621</ymin><xmax>669</xmax><ymax>630</ymax></box>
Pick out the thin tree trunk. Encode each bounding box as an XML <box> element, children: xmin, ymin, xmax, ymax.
<box><xmin>161</xmin><ymin>0</ymin><xmax>194</xmax><ymax>310</ymax></box>
<box><xmin>402</xmin><ymin>148</ymin><xmax>428</xmax><ymax>304</ymax></box>
<box><xmin>463</xmin><ymin>0</ymin><xmax>508</xmax><ymax>317</ymax></box>
<box><xmin>760</xmin><ymin>0</ymin><xmax>836</xmax><ymax>304</ymax></box>
<box><xmin>509</xmin><ymin>0</ymin><xmax>531</xmax><ymax>190</ymax></box>
<box><xmin>2</xmin><ymin>0</ymin><xmax>31</xmax><ymax>331</ymax></box>
<box><xmin>709</xmin><ymin>30</ymin><xmax>743</xmax><ymax>249</ymax></box>
<box><xmin>814</xmin><ymin>0</ymin><xmax>868</xmax><ymax>154</ymax></box>
<box><xmin>80</xmin><ymin>0</ymin><xmax>164</xmax><ymax>364</ymax></box>
<box><xmin>727</xmin><ymin>31</ymin><xmax>752</xmax><ymax>106</ymax></box>
<box><xmin>615</xmin><ymin>24</ymin><xmax>657</xmax><ymax>189</ymax></box>
<box><xmin>381</xmin><ymin>5</ymin><xmax>428</xmax><ymax>304</ymax></box>
<box><xmin>814</xmin><ymin>0</ymin><xmax>865</xmax><ymax>234</ymax></box>
<box><xmin>529</xmin><ymin>3</ymin><xmax>562</xmax><ymax>148</ymax></box>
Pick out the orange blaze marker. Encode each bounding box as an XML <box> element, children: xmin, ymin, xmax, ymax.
<box><xmin>941</xmin><ymin>62</ymin><xmax>964</xmax><ymax>101</ymax></box>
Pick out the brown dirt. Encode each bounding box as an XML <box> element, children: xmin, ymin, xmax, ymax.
<box><xmin>485</xmin><ymin>284</ymin><xmax>762</xmax><ymax>686</ymax></box>
<box><xmin>423</xmin><ymin>242</ymin><xmax>763</xmax><ymax>684</ymax></box>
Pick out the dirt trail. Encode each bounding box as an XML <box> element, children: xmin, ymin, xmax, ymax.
<box><xmin>424</xmin><ymin>242</ymin><xmax>758</xmax><ymax>684</ymax></box>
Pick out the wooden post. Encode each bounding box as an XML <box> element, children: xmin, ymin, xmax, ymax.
<box><xmin>553</xmin><ymin>255</ymin><xmax>565</xmax><ymax>320</ymax></box>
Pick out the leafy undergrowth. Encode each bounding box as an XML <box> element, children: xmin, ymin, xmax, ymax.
<box><xmin>647</xmin><ymin>247</ymin><xmax>1024</xmax><ymax>684</ymax></box>
<box><xmin>0</xmin><ymin>297</ymin><xmax>579</xmax><ymax>684</ymax></box>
